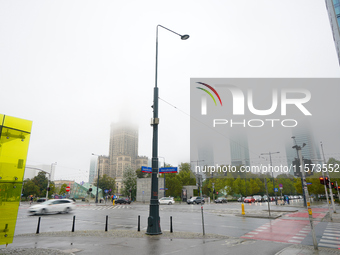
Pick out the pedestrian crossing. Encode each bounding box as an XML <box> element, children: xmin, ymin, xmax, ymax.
<box><xmin>319</xmin><ymin>222</ymin><xmax>340</xmax><ymax>249</ymax></box>
<box><xmin>76</xmin><ymin>205</ymin><xmax>131</xmax><ymax>210</ymax></box>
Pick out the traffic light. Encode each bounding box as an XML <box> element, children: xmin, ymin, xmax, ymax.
<box><xmin>325</xmin><ymin>177</ymin><xmax>329</xmax><ymax>186</ymax></box>
<box><xmin>89</xmin><ymin>188</ymin><xmax>92</xmax><ymax>192</ymax></box>
<box><xmin>47</xmin><ymin>187</ymin><xmax>51</xmax><ymax>191</ymax></box>
<box><xmin>319</xmin><ymin>176</ymin><xmax>325</xmax><ymax>185</ymax></box>
<box><xmin>338</xmin><ymin>186</ymin><xmax>340</xmax><ymax>191</ymax></box>
<box><xmin>331</xmin><ymin>182</ymin><xmax>335</xmax><ymax>189</ymax></box>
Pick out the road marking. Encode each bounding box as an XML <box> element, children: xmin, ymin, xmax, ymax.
<box><xmin>320</xmin><ymin>239</ymin><xmax>340</xmax><ymax>245</ymax></box>
<box><xmin>319</xmin><ymin>243</ymin><xmax>340</xmax><ymax>249</ymax></box>
<box><xmin>292</xmin><ymin>236</ymin><xmax>305</xmax><ymax>239</ymax></box>
<box><xmin>288</xmin><ymin>240</ymin><xmax>301</xmax><ymax>243</ymax></box>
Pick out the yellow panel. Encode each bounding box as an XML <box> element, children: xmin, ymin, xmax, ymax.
<box><xmin>0</xmin><ymin>183</ymin><xmax>21</xmax><ymax>245</ymax></box>
<box><xmin>3</xmin><ymin>115</ymin><xmax>32</xmax><ymax>133</ymax></box>
<box><xmin>0</xmin><ymin>114</ymin><xmax>32</xmax><ymax>246</ymax></box>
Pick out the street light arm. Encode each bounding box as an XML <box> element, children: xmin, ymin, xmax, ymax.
<box><xmin>157</xmin><ymin>25</ymin><xmax>189</xmax><ymax>39</ymax></box>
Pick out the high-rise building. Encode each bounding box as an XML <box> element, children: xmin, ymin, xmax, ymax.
<box><xmin>88</xmin><ymin>158</ymin><xmax>97</xmax><ymax>184</ymax></box>
<box><xmin>109</xmin><ymin>122</ymin><xmax>139</xmax><ymax>193</ymax></box>
<box><xmin>230</xmin><ymin>130</ymin><xmax>250</xmax><ymax>167</ymax></box>
<box><xmin>285</xmin><ymin>123</ymin><xmax>322</xmax><ymax>176</ymax></box>
<box><xmin>325</xmin><ymin>0</ymin><xmax>340</xmax><ymax>65</ymax></box>
<box><xmin>90</xmin><ymin>121</ymin><xmax>148</xmax><ymax>194</ymax></box>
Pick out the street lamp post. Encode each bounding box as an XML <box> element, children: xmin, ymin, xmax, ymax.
<box><xmin>92</xmin><ymin>153</ymin><xmax>101</xmax><ymax>203</ymax></box>
<box><xmin>46</xmin><ymin>162</ymin><xmax>57</xmax><ymax>200</ymax></box>
<box><xmin>146</xmin><ymin>25</ymin><xmax>189</xmax><ymax>235</ymax></box>
<box><xmin>261</xmin><ymin>152</ymin><xmax>280</xmax><ymax>205</ymax></box>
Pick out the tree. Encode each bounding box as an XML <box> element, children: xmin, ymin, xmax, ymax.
<box><xmin>94</xmin><ymin>174</ymin><xmax>116</xmax><ymax>195</ymax></box>
<box><xmin>59</xmin><ymin>184</ymin><xmax>68</xmax><ymax>195</ymax></box>
<box><xmin>122</xmin><ymin>168</ymin><xmax>137</xmax><ymax>200</ymax></box>
<box><xmin>22</xmin><ymin>179</ymin><xmax>40</xmax><ymax>198</ymax></box>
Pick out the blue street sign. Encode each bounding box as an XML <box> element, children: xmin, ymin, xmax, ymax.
<box><xmin>104</xmin><ymin>189</ymin><xmax>109</xmax><ymax>193</ymax></box>
<box><xmin>274</xmin><ymin>188</ymin><xmax>278</xmax><ymax>192</ymax></box>
<box><xmin>307</xmin><ymin>182</ymin><xmax>312</xmax><ymax>185</ymax></box>
<box><xmin>141</xmin><ymin>166</ymin><xmax>152</xmax><ymax>173</ymax></box>
<box><xmin>159</xmin><ymin>188</ymin><xmax>168</xmax><ymax>190</ymax></box>
<box><xmin>159</xmin><ymin>167</ymin><xmax>178</xmax><ymax>173</ymax></box>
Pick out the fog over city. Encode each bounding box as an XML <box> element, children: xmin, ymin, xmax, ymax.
<box><xmin>1</xmin><ymin>1</ymin><xmax>339</xmax><ymax>182</ymax></box>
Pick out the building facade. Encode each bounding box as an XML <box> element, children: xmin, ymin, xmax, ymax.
<box><xmin>285</xmin><ymin>123</ymin><xmax>322</xmax><ymax>176</ymax></box>
<box><xmin>326</xmin><ymin>0</ymin><xmax>340</xmax><ymax>65</ymax></box>
<box><xmin>230</xmin><ymin>130</ymin><xmax>250</xmax><ymax>167</ymax></box>
<box><xmin>90</xmin><ymin>122</ymin><xmax>148</xmax><ymax>194</ymax></box>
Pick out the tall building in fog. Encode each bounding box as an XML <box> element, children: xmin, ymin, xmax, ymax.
<box><xmin>230</xmin><ymin>130</ymin><xmax>250</xmax><ymax>167</ymax></box>
<box><xmin>89</xmin><ymin>158</ymin><xmax>97</xmax><ymax>184</ymax></box>
<box><xmin>108</xmin><ymin>122</ymin><xmax>144</xmax><ymax>193</ymax></box>
<box><xmin>325</xmin><ymin>0</ymin><xmax>340</xmax><ymax>65</ymax></box>
<box><xmin>90</xmin><ymin>121</ymin><xmax>148</xmax><ymax>193</ymax></box>
<box><xmin>285</xmin><ymin>122</ymin><xmax>322</xmax><ymax>176</ymax></box>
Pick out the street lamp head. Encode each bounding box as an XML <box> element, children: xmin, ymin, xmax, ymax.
<box><xmin>181</xmin><ymin>34</ymin><xmax>190</xmax><ymax>40</ymax></box>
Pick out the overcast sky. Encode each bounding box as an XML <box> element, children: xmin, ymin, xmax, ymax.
<box><xmin>1</xmin><ymin>1</ymin><xmax>339</xmax><ymax>183</ymax></box>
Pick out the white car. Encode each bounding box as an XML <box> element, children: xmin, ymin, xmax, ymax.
<box><xmin>28</xmin><ymin>199</ymin><xmax>75</xmax><ymax>215</ymax></box>
<box><xmin>159</xmin><ymin>197</ymin><xmax>175</xmax><ymax>205</ymax></box>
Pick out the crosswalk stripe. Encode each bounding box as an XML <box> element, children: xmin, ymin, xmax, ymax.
<box><xmin>321</xmin><ymin>236</ymin><xmax>340</xmax><ymax>240</ymax></box>
<box><xmin>319</xmin><ymin>243</ymin><xmax>340</xmax><ymax>248</ymax></box>
<box><xmin>320</xmin><ymin>239</ymin><xmax>340</xmax><ymax>244</ymax></box>
<box><xmin>323</xmin><ymin>233</ymin><xmax>340</xmax><ymax>237</ymax></box>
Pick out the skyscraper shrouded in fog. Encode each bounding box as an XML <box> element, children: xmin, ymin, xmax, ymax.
<box><xmin>285</xmin><ymin>121</ymin><xmax>322</xmax><ymax>176</ymax></box>
<box><xmin>230</xmin><ymin>129</ymin><xmax>250</xmax><ymax>168</ymax></box>
<box><xmin>325</xmin><ymin>0</ymin><xmax>340</xmax><ymax>65</ymax></box>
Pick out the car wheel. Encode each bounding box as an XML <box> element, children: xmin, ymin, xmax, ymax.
<box><xmin>168</xmin><ymin>202</ymin><xmax>172</xmax><ymax>205</ymax></box>
<box><xmin>41</xmin><ymin>208</ymin><xmax>46</xmax><ymax>215</ymax></box>
<box><xmin>64</xmin><ymin>207</ymin><xmax>71</xmax><ymax>213</ymax></box>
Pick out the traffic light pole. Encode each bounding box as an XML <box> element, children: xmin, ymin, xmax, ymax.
<box><xmin>294</xmin><ymin>144</ymin><xmax>318</xmax><ymax>250</ymax></box>
<box><xmin>321</xmin><ymin>142</ymin><xmax>336</xmax><ymax>213</ymax></box>
<box><xmin>322</xmin><ymin>172</ymin><xmax>333</xmax><ymax>221</ymax></box>
<box><xmin>336</xmin><ymin>181</ymin><xmax>340</xmax><ymax>203</ymax></box>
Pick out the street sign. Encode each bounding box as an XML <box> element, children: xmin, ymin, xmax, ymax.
<box><xmin>279</xmin><ymin>187</ymin><xmax>283</xmax><ymax>190</ymax></box>
<box><xmin>307</xmin><ymin>182</ymin><xmax>312</xmax><ymax>185</ymax></box>
<box><xmin>159</xmin><ymin>188</ymin><xmax>168</xmax><ymax>190</ymax></box>
<box><xmin>279</xmin><ymin>183</ymin><xmax>283</xmax><ymax>188</ymax></box>
<box><xmin>104</xmin><ymin>189</ymin><xmax>109</xmax><ymax>193</ymax></box>
<box><xmin>141</xmin><ymin>166</ymin><xmax>152</xmax><ymax>173</ymax></box>
<box><xmin>66</xmin><ymin>186</ymin><xmax>70</xmax><ymax>192</ymax></box>
<box><xmin>159</xmin><ymin>167</ymin><xmax>178</xmax><ymax>173</ymax></box>
<box><xmin>274</xmin><ymin>188</ymin><xmax>278</xmax><ymax>192</ymax></box>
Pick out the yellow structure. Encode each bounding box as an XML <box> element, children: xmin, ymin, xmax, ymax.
<box><xmin>0</xmin><ymin>114</ymin><xmax>32</xmax><ymax>246</ymax></box>
<box><xmin>241</xmin><ymin>203</ymin><xmax>245</xmax><ymax>215</ymax></box>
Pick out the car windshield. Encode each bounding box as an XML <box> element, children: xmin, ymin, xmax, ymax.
<box><xmin>245</xmin><ymin>197</ymin><xmax>252</xmax><ymax>199</ymax></box>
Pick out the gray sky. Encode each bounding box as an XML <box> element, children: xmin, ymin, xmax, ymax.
<box><xmin>1</xmin><ymin>1</ymin><xmax>340</xmax><ymax>182</ymax></box>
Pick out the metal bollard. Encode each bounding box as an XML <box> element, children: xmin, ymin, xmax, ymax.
<box><xmin>36</xmin><ymin>217</ymin><xmax>41</xmax><ymax>234</ymax></box>
<box><xmin>72</xmin><ymin>215</ymin><xmax>75</xmax><ymax>232</ymax></box>
<box><xmin>105</xmin><ymin>215</ymin><xmax>108</xmax><ymax>232</ymax></box>
<box><xmin>138</xmin><ymin>215</ymin><xmax>140</xmax><ymax>232</ymax></box>
<box><xmin>242</xmin><ymin>203</ymin><xmax>245</xmax><ymax>215</ymax></box>
<box><xmin>170</xmin><ymin>216</ymin><xmax>173</xmax><ymax>233</ymax></box>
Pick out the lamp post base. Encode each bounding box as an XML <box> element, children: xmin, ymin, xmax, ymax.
<box><xmin>146</xmin><ymin>203</ymin><xmax>162</xmax><ymax>235</ymax></box>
